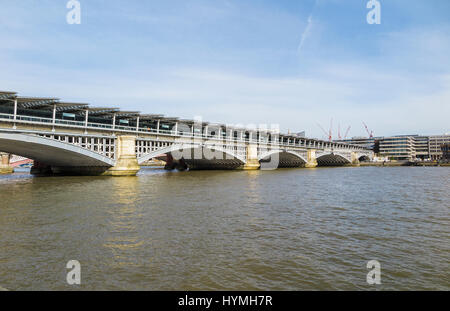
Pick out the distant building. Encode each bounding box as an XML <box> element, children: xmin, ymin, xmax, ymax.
<box><xmin>378</xmin><ymin>135</ymin><xmax>416</xmax><ymax>161</ymax></box>
<box><xmin>334</xmin><ymin>137</ymin><xmax>379</xmax><ymax>149</ymax></box>
<box><xmin>429</xmin><ymin>135</ymin><xmax>450</xmax><ymax>161</ymax></box>
<box><xmin>441</xmin><ymin>143</ymin><xmax>450</xmax><ymax>162</ymax></box>
<box><xmin>337</xmin><ymin>134</ymin><xmax>450</xmax><ymax>161</ymax></box>
<box><xmin>414</xmin><ymin>136</ymin><xmax>429</xmax><ymax>160</ymax></box>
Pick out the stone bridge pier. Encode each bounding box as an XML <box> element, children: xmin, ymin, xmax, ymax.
<box><xmin>103</xmin><ymin>136</ymin><xmax>140</xmax><ymax>176</ymax></box>
<box><xmin>241</xmin><ymin>144</ymin><xmax>260</xmax><ymax>170</ymax></box>
<box><xmin>351</xmin><ymin>151</ymin><xmax>361</xmax><ymax>166</ymax></box>
<box><xmin>305</xmin><ymin>149</ymin><xmax>319</xmax><ymax>168</ymax></box>
<box><xmin>0</xmin><ymin>152</ymin><xmax>13</xmax><ymax>174</ymax></box>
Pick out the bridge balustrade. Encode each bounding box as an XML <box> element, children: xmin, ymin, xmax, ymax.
<box><xmin>1</xmin><ymin>110</ymin><xmax>369</xmax><ymax>152</ymax></box>
<box><xmin>36</xmin><ymin>133</ymin><xmax>116</xmax><ymax>159</ymax></box>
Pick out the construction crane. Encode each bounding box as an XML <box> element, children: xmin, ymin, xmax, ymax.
<box><xmin>343</xmin><ymin>126</ymin><xmax>351</xmax><ymax>140</ymax></box>
<box><xmin>317</xmin><ymin>118</ymin><xmax>333</xmax><ymax>141</ymax></box>
<box><xmin>363</xmin><ymin>122</ymin><xmax>374</xmax><ymax>138</ymax></box>
<box><xmin>328</xmin><ymin>118</ymin><xmax>333</xmax><ymax>141</ymax></box>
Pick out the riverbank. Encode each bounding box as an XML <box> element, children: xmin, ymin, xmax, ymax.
<box><xmin>414</xmin><ymin>162</ymin><xmax>450</xmax><ymax>167</ymax></box>
<box><xmin>360</xmin><ymin>162</ymin><xmax>408</xmax><ymax>167</ymax></box>
<box><xmin>140</xmin><ymin>159</ymin><xmax>166</xmax><ymax>166</ymax></box>
<box><xmin>361</xmin><ymin>161</ymin><xmax>450</xmax><ymax>167</ymax></box>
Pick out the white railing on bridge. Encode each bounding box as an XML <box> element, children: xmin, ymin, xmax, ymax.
<box><xmin>0</xmin><ymin>112</ymin><xmax>367</xmax><ymax>151</ymax></box>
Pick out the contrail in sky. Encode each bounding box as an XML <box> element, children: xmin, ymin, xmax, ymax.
<box><xmin>297</xmin><ymin>0</ymin><xmax>318</xmax><ymax>54</ymax></box>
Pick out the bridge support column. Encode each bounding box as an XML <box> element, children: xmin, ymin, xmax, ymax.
<box><xmin>30</xmin><ymin>161</ymin><xmax>52</xmax><ymax>175</ymax></box>
<box><xmin>164</xmin><ymin>153</ymin><xmax>176</xmax><ymax>170</ymax></box>
<box><xmin>103</xmin><ymin>136</ymin><xmax>140</xmax><ymax>176</ymax></box>
<box><xmin>0</xmin><ymin>153</ymin><xmax>14</xmax><ymax>174</ymax></box>
<box><xmin>305</xmin><ymin>149</ymin><xmax>318</xmax><ymax>168</ymax></box>
<box><xmin>351</xmin><ymin>152</ymin><xmax>360</xmax><ymax>166</ymax></box>
<box><xmin>240</xmin><ymin>144</ymin><xmax>260</xmax><ymax>170</ymax></box>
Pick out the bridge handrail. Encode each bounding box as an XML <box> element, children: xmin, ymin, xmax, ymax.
<box><xmin>0</xmin><ymin>112</ymin><xmax>369</xmax><ymax>151</ymax></box>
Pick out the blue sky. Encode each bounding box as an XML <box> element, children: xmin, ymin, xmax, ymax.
<box><xmin>0</xmin><ymin>0</ymin><xmax>449</xmax><ymax>138</ymax></box>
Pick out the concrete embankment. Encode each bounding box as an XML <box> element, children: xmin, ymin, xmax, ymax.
<box><xmin>361</xmin><ymin>162</ymin><xmax>449</xmax><ymax>167</ymax></box>
<box><xmin>414</xmin><ymin>162</ymin><xmax>450</xmax><ymax>167</ymax></box>
<box><xmin>360</xmin><ymin>161</ymin><xmax>412</xmax><ymax>167</ymax></box>
<box><xmin>140</xmin><ymin>159</ymin><xmax>166</xmax><ymax>167</ymax></box>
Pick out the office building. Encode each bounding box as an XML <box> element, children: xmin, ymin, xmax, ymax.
<box><xmin>378</xmin><ymin>135</ymin><xmax>416</xmax><ymax>161</ymax></box>
<box><xmin>414</xmin><ymin>136</ymin><xmax>430</xmax><ymax>160</ymax></box>
<box><xmin>429</xmin><ymin>135</ymin><xmax>450</xmax><ymax>161</ymax></box>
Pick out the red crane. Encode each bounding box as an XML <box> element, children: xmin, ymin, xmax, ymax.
<box><xmin>343</xmin><ymin>126</ymin><xmax>351</xmax><ymax>139</ymax></box>
<box><xmin>329</xmin><ymin>118</ymin><xmax>333</xmax><ymax>141</ymax></box>
<box><xmin>317</xmin><ymin>118</ymin><xmax>333</xmax><ymax>141</ymax></box>
<box><xmin>363</xmin><ymin>122</ymin><xmax>374</xmax><ymax>138</ymax></box>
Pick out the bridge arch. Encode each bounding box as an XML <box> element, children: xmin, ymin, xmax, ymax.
<box><xmin>0</xmin><ymin>132</ymin><xmax>115</xmax><ymax>168</ymax></box>
<box><xmin>137</xmin><ymin>143</ymin><xmax>246</xmax><ymax>170</ymax></box>
<box><xmin>316</xmin><ymin>152</ymin><xmax>351</xmax><ymax>166</ymax></box>
<box><xmin>359</xmin><ymin>155</ymin><xmax>371</xmax><ymax>162</ymax></box>
<box><xmin>258</xmin><ymin>150</ymin><xmax>307</xmax><ymax>168</ymax></box>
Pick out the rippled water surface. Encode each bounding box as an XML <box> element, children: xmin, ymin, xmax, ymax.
<box><xmin>0</xmin><ymin>166</ymin><xmax>449</xmax><ymax>290</ymax></box>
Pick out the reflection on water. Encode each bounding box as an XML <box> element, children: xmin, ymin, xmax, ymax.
<box><xmin>104</xmin><ymin>177</ymin><xmax>143</xmax><ymax>269</ymax></box>
<box><xmin>0</xmin><ymin>167</ymin><xmax>449</xmax><ymax>290</ymax></box>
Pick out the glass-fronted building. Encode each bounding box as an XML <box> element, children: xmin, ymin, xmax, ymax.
<box><xmin>413</xmin><ymin>136</ymin><xmax>430</xmax><ymax>160</ymax></box>
<box><xmin>441</xmin><ymin>143</ymin><xmax>450</xmax><ymax>162</ymax></box>
<box><xmin>429</xmin><ymin>135</ymin><xmax>450</xmax><ymax>161</ymax></box>
<box><xmin>338</xmin><ymin>134</ymin><xmax>449</xmax><ymax>161</ymax></box>
<box><xmin>378</xmin><ymin>135</ymin><xmax>416</xmax><ymax>161</ymax></box>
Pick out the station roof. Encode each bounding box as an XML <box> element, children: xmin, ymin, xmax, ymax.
<box><xmin>0</xmin><ymin>92</ymin><xmax>184</xmax><ymax>124</ymax></box>
<box><xmin>178</xmin><ymin>119</ymin><xmax>196</xmax><ymax>124</ymax></box>
<box><xmin>138</xmin><ymin>115</ymin><xmax>180</xmax><ymax>123</ymax></box>
<box><xmin>16</xmin><ymin>97</ymin><xmax>60</xmax><ymax>108</ymax></box>
<box><xmin>54</xmin><ymin>102</ymin><xmax>89</xmax><ymax>112</ymax></box>
<box><xmin>160</xmin><ymin>117</ymin><xmax>179</xmax><ymax>122</ymax></box>
<box><xmin>113</xmin><ymin>111</ymin><xmax>141</xmax><ymax>118</ymax></box>
<box><xmin>206</xmin><ymin>123</ymin><xmax>226</xmax><ymax>128</ymax></box>
<box><xmin>139</xmin><ymin>114</ymin><xmax>165</xmax><ymax>120</ymax></box>
<box><xmin>0</xmin><ymin>91</ymin><xmax>17</xmax><ymax>100</ymax></box>
<box><xmin>85</xmin><ymin>107</ymin><xmax>119</xmax><ymax>116</ymax></box>
<box><xmin>178</xmin><ymin>119</ymin><xmax>210</xmax><ymax>126</ymax></box>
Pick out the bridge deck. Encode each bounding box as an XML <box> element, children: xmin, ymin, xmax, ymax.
<box><xmin>0</xmin><ymin>111</ymin><xmax>366</xmax><ymax>152</ymax></box>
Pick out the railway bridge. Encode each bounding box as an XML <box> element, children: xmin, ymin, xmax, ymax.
<box><xmin>0</xmin><ymin>91</ymin><xmax>372</xmax><ymax>175</ymax></box>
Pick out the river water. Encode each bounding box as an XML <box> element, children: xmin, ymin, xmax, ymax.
<box><xmin>0</xmin><ymin>166</ymin><xmax>448</xmax><ymax>290</ymax></box>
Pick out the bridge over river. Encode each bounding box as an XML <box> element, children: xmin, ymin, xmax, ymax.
<box><xmin>0</xmin><ymin>91</ymin><xmax>372</xmax><ymax>176</ymax></box>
